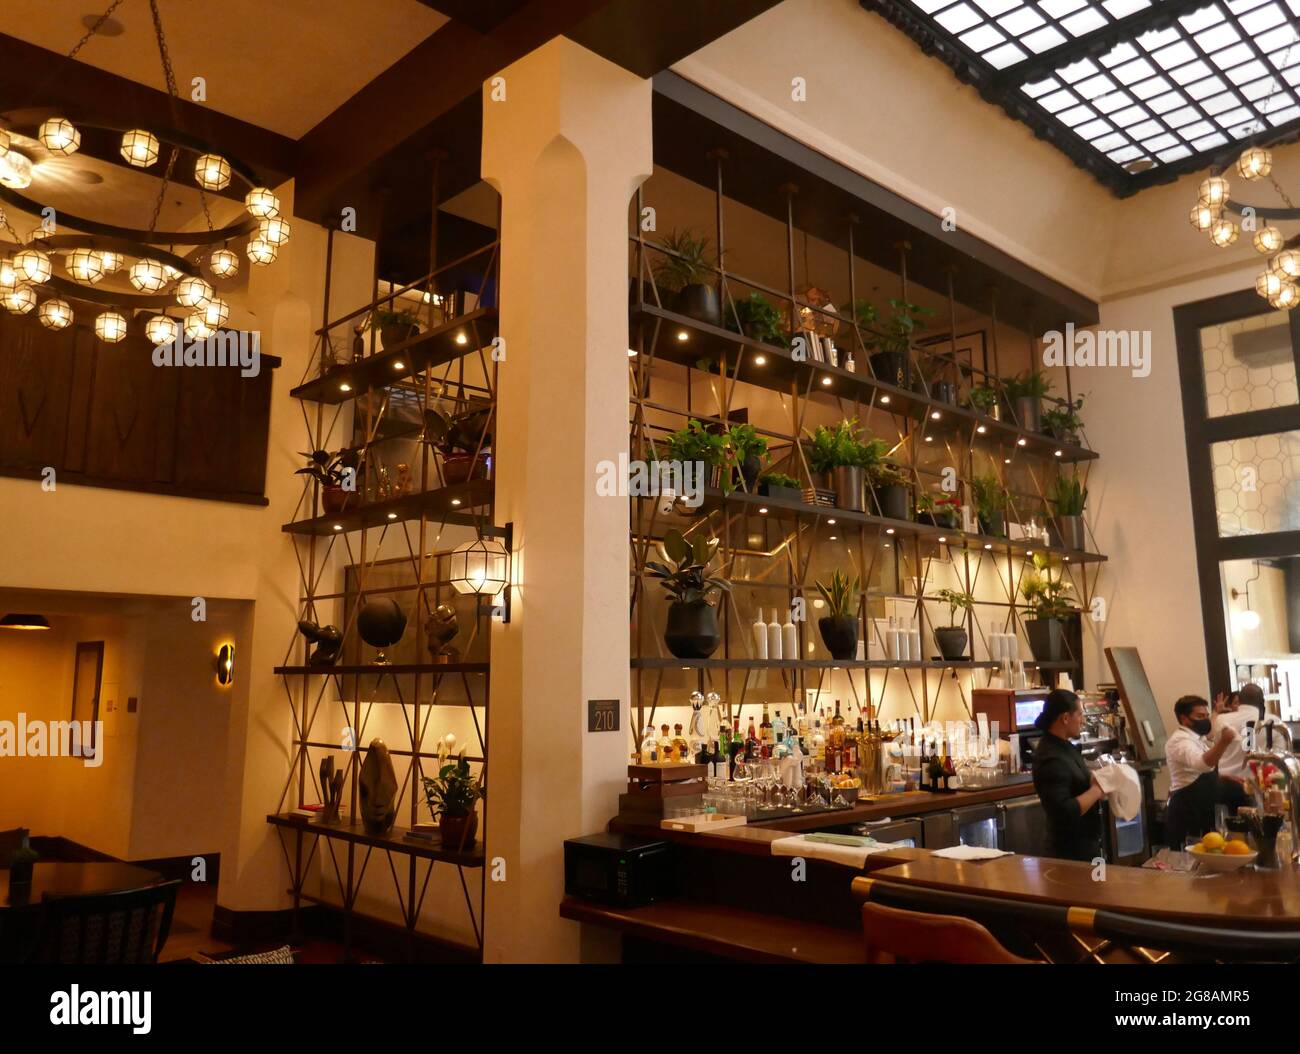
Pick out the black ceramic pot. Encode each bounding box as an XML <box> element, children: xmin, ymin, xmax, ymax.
<box><xmin>875</xmin><ymin>484</ymin><xmax>912</xmax><ymax>522</ymax></box>
<box><xmin>760</xmin><ymin>482</ymin><xmax>804</xmax><ymax>504</ymax></box>
<box><xmin>979</xmin><ymin>510</ymin><xmax>1006</xmax><ymax>538</ymax></box>
<box><xmin>869</xmin><ymin>351</ymin><xmax>909</xmax><ymax>389</ymax></box>
<box><xmin>1024</xmin><ymin>618</ymin><xmax>1066</xmax><ymax>662</ymax></box>
<box><xmin>934</xmin><ymin>626</ymin><xmax>968</xmax><ymax>661</ymax></box>
<box><xmin>918</xmin><ymin>510</ymin><xmax>958</xmax><ymax>529</ymax></box>
<box><xmin>674</xmin><ymin>284</ymin><xmax>721</xmax><ymax>327</ymax></box>
<box><xmin>930</xmin><ymin>380</ymin><xmax>957</xmax><ymax>405</ymax></box>
<box><xmin>739</xmin><ymin>455</ymin><xmax>764</xmax><ymax>490</ymax></box>
<box><xmin>665</xmin><ymin>601</ymin><xmax>721</xmax><ymax>659</ymax></box>
<box><xmin>818</xmin><ymin>615</ymin><xmax>859</xmax><ymax>661</ymax></box>
<box><xmin>380</xmin><ymin>323</ymin><xmax>418</xmax><ymax>351</ymax></box>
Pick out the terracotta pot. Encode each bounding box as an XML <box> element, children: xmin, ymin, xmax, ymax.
<box><xmin>440</xmin><ymin>811</ymin><xmax>478</xmax><ymax>850</ymax></box>
<box><xmin>322</xmin><ymin>486</ymin><xmax>355</xmax><ymax>514</ymax></box>
<box><xmin>380</xmin><ymin>323</ymin><xmax>419</xmax><ymax>351</ymax></box>
<box><xmin>442</xmin><ymin>452</ymin><xmax>488</xmax><ymax>485</ymax></box>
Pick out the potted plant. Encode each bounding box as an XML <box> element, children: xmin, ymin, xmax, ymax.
<box><xmin>1021</xmin><ymin>565</ymin><xmax>1076</xmax><ymax>663</ymax></box>
<box><xmin>916</xmin><ymin>491</ymin><xmax>960</xmax><ymax>528</ymax></box>
<box><xmin>728</xmin><ymin>292</ymin><xmax>787</xmax><ymax>347</ymax></box>
<box><xmin>967</xmin><ymin>384</ymin><xmax>1001</xmax><ymax>420</ymax></box>
<box><xmin>864</xmin><ymin>298</ymin><xmax>933</xmax><ymax>391</ymax></box>
<box><xmin>661</xmin><ymin>419</ymin><xmax>727</xmax><ymax>491</ymax></box>
<box><xmin>373</xmin><ymin>307</ymin><xmax>421</xmax><ymax>351</ymax></box>
<box><xmin>1048</xmin><ymin>472</ymin><xmax>1087</xmax><ymax>551</ymax></box>
<box><xmin>929</xmin><ymin>588</ymin><xmax>973</xmax><ymax>660</ymax></box>
<box><xmin>646</xmin><ymin>530</ymin><xmax>731</xmax><ymax>658</ymax></box>
<box><xmin>816</xmin><ymin>569</ymin><xmax>860</xmax><ymax>660</ymax></box>
<box><xmin>1003</xmin><ymin>371</ymin><xmax>1053</xmax><ymax>433</ymax></box>
<box><xmin>724</xmin><ymin>422</ymin><xmax>769</xmax><ymax>493</ymax></box>
<box><xmin>425</xmin><ymin>405</ymin><xmax>493</xmax><ymax>485</ymax></box>
<box><xmin>1042</xmin><ymin>394</ymin><xmax>1085</xmax><ymax>444</ymax></box>
<box><xmin>652</xmin><ymin>229</ymin><xmax>721</xmax><ymax>326</ymax></box>
<box><xmin>758</xmin><ymin>471</ymin><xmax>803</xmax><ymax>503</ymax></box>
<box><xmin>971</xmin><ymin>473</ymin><xmax>1008</xmax><ymax>537</ymax></box>
<box><xmin>870</xmin><ymin>461</ymin><xmax>912</xmax><ymax>521</ymax></box>
<box><xmin>804</xmin><ymin>419</ymin><xmax>886</xmax><ymax>512</ymax></box>
<box><xmin>296</xmin><ymin>447</ymin><xmax>363</xmax><ymax>513</ymax></box>
<box><xmin>421</xmin><ymin>754</ymin><xmax>483</xmax><ymax>849</ymax></box>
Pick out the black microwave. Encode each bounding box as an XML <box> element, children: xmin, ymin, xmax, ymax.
<box><xmin>563</xmin><ymin>832</ymin><xmax>675</xmax><ymax>907</ymax></box>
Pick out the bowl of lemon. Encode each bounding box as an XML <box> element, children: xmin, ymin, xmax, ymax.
<box><xmin>1188</xmin><ymin>832</ymin><xmax>1257</xmax><ymax>871</ymax></box>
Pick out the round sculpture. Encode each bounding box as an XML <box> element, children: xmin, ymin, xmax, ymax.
<box><xmin>357</xmin><ymin>597</ymin><xmax>407</xmax><ymax>664</ymax></box>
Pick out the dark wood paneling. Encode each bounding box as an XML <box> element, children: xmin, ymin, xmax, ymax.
<box><xmin>0</xmin><ymin>312</ymin><xmax>274</xmax><ymax>504</ymax></box>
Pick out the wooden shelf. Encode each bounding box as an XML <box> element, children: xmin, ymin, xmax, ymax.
<box><xmin>640</xmin><ymin>487</ymin><xmax>1108</xmax><ymax>565</ymax></box>
<box><xmin>282</xmin><ymin>479</ymin><xmax>492</xmax><ymax>535</ymax></box>
<box><xmin>290</xmin><ymin>308</ymin><xmax>499</xmax><ymax>405</ymax></box>
<box><xmin>267</xmin><ymin>814</ymin><xmax>484</xmax><ymax>868</ymax></box>
<box><xmin>632</xmin><ymin>303</ymin><xmax>1097</xmax><ymax>464</ymax></box>
<box><xmin>274</xmin><ymin>662</ymin><xmax>489</xmax><ymax>676</ymax></box>
<box><xmin>631</xmin><ymin>658</ymin><xmax>1078</xmax><ymax>670</ymax></box>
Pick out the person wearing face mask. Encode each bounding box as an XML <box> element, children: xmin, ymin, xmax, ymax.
<box><xmin>1165</xmin><ymin>694</ymin><xmax>1235</xmax><ymax>849</ymax></box>
<box><xmin>1032</xmin><ymin>689</ymin><xmax>1105</xmax><ymax>861</ymax></box>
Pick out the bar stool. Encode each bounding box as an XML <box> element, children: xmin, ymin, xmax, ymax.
<box><xmin>861</xmin><ymin>901</ymin><xmax>1043</xmax><ymax>964</ymax></box>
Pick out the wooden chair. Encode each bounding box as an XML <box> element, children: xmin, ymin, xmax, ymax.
<box><xmin>862</xmin><ymin>901</ymin><xmax>1042</xmax><ymax>964</ymax></box>
<box><xmin>0</xmin><ymin>827</ymin><xmax>29</xmax><ymax>864</ymax></box>
<box><xmin>32</xmin><ymin>879</ymin><xmax>181</xmax><ymax>964</ymax></box>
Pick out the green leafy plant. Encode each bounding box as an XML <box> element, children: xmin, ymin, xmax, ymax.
<box><xmin>851</xmin><ymin>298</ymin><xmax>878</xmax><ymax>329</ymax></box>
<box><xmin>967</xmin><ymin>385</ymin><xmax>1000</xmax><ymax>414</ymax></box>
<box><xmin>646</xmin><ymin>530</ymin><xmax>731</xmax><ymax>606</ymax></box>
<box><xmin>760</xmin><ymin>471</ymin><xmax>800</xmax><ymax>489</ymax></box>
<box><xmin>803</xmin><ymin>419</ymin><xmax>887</xmax><ymax>474</ymax></box>
<box><xmin>916</xmin><ymin>491</ymin><xmax>960</xmax><ymax>521</ymax></box>
<box><xmin>728</xmin><ymin>292</ymin><xmax>787</xmax><ymax>346</ymax></box>
<box><xmin>866</xmin><ymin>298</ymin><xmax>934</xmax><ymax>356</ymax></box>
<box><xmin>296</xmin><ymin>447</ymin><xmax>361</xmax><ymax>488</ymax></box>
<box><xmin>1003</xmin><ymin>370</ymin><xmax>1053</xmax><ymax>401</ymax></box>
<box><xmin>652</xmin><ymin>229</ymin><xmax>719</xmax><ymax>294</ymax></box>
<box><xmin>930</xmin><ymin>588</ymin><xmax>974</xmax><ymax>628</ymax></box>
<box><xmin>1021</xmin><ymin>571</ymin><xmax>1076</xmax><ymax>621</ymax></box>
<box><xmin>421</xmin><ymin>758</ymin><xmax>482</xmax><ymax>820</ymax></box>
<box><xmin>1042</xmin><ymin>394</ymin><xmax>1085</xmax><ymax>438</ymax></box>
<box><xmin>725</xmin><ymin>423</ymin><xmax>768</xmax><ymax>467</ymax></box>
<box><xmin>970</xmin><ymin>473</ymin><xmax>1008</xmax><ymax>517</ymax></box>
<box><xmin>869</xmin><ymin>461</ymin><xmax>910</xmax><ymax>488</ymax></box>
<box><xmin>815</xmin><ymin>569</ymin><xmax>859</xmax><ymax>619</ymax></box>
<box><xmin>1048</xmin><ymin>472</ymin><xmax>1088</xmax><ymax>516</ymax></box>
<box><xmin>661</xmin><ymin>419</ymin><xmax>726</xmax><ymax>467</ymax></box>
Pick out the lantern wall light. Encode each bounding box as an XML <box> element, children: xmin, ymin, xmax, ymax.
<box><xmin>448</xmin><ymin>524</ymin><xmax>514</xmax><ymax>623</ymax></box>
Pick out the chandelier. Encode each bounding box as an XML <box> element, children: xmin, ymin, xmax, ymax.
<box><xmin>0</xmin><ymin>0</ymin><xmax>288</xmax><ymax>340</ymax></box>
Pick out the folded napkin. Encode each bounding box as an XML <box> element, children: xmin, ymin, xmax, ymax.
<box><xmin>931</xmin><ymin>844</ymin><xmax>1012</xmax><ymax>860</ymax></box>
<box><xmin>770</xmin><ymin>834</ymin><xmax>899</xmax><ymax>868</ymax></box>
<box><xmin>1093</xmin><ymin>762</ymin><xmax>1142</xmax><ymax>821</ymax></box>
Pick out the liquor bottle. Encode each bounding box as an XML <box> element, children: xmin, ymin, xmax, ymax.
<box><xmin>844</xmin><ymin>351</ymin><xmax>856</xmax><ymax>373</ymax></box>
<box><xmin>774</xmin><ymin>730</ymin><xmax>792</xmax><ymax>759</ymax></box>
<box><xmin>659</xmin><ymin>723</ymin><xmax>675</xmax><ymax>763</ymax></box>
<box><xmin>640</xmin><ymin>724</ymin><xmax>658</xmax><ymax>762</ymax></box>
<box><xmin>752</xmin><ymin>608</ymin><xmax>768</xmax><ymax>660</ymax></box>
<box><xmin>673</xmin><ymin>723</ymin><xmax>690</xmax><ymax>762</ymax></box>
<box><xmin>746</xmin><ymin>717</ymin><xmax>759</xmax><ymax>760</ymax></box>
<box><xmin>829</xmin><ymin>702</ymin><xmax>846</xmax><ymax>773</ymax></box>
<box><xmin>760</xmin><ymin>703</ymin><xmax>773</xmax><ymax>756</ymax></box>
<box><xmin>782</xmin><ymin>611</ymin><xmax>798</xmax><ymax>659</ymax></box>
<box><xmin>773</xmin><ymin>709</ymin><xmax>787</xmax><ymax>745</ymax></box>
<box><xmin>719</xmin><ymin>720</ymin><xmax>732</xmax><ymax>760</ymax></box>
<box><xmin>767</xmin><ymin>609</ymin><xmax>782</xmax><ymax>661</ymax></box>
<box><xmin>811</xmin><ymin>718</ymin><xmax>826</xmax><ymax>759</ymax></box>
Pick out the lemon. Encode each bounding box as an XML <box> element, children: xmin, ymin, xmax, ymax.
<box><xmin>1202</xmin><ymin>831</ymin><xmax>1226</xmax><ymax>852</ymax></box>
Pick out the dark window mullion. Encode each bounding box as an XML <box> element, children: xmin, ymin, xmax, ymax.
<box><xmin>1204</xmin><ymin>404</ymin><xmax>1300</xmax><ymax>443</ymax></box>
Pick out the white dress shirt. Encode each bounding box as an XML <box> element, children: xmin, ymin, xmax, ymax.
<box><xmin>1166</xmin><ymin>725</ymin><xmax>1214</xmax><ymax>793</ymax></box>
<box><xmin>1213</xmin><ymin>708</ymin><xmax>1255</xmax><ymax>780</ymax></box>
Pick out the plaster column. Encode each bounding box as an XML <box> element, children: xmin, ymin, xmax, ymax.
<box><xmin>481</xmin><ymin>38</ymin><xmax>651</xmax><ymax>962</ymax></box>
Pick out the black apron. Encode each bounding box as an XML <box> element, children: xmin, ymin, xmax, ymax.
<box><xmin>1165</xmin><ymin>769</ymin><xmax>1219</xmax><ymax>848</ymax></box>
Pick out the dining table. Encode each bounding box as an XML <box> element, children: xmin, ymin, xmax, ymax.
<box><xmin>1</xmin><ymin>861</ymin><xmax>163</xmax><ymax>963</ymax></box>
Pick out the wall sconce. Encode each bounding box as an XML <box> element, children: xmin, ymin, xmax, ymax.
<box><xmin>214</xmin><ymin>642</ymin><xmax>235</xmax><ymax>686</ymax></box>
<box><xmin>1230</xmin><ymin>567</ymin><xmax>1261</xmax><ymax>632</ymax></box>
<box><xmin>449</xmin><ymin>523</ymin><xmax>513</xmax><ymax>622</ymax></box>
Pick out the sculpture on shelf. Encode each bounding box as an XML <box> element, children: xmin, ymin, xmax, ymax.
<box><xmin>358</xmin><ymin>738</ymin><xmax>398</xmax><ymax>835</ymax></box>
<box><xmin>424</xmin><ymin>603</ymin><xmax>460</xmax><ymax>663</ymax></box>
<box><xmin>297</xmin><ymin>619</ymin><xmax>343</xmax><ymax>667</ymax></box>
<box><xmin>318</xmin><ymin>756</ymin><xmax>345</xmax><ymax>825</ymax></box>
<box><xmin>357</xmin><ymin>597</ymin><xmax>407</xmax><ymax>665</ymax></box>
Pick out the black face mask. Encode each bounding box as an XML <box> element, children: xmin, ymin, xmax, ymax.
<box><xmin>1190</xmin><ymin>718</ymin><xmax>1212</xmax><ymax>736</ymax></box>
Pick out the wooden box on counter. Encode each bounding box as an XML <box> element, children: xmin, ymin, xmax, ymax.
<box><xmin>617</xmin><ymin>762</ymin><xmax>707</xmax><ymax>822</ymax></box>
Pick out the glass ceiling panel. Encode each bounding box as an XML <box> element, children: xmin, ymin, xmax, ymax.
<box><xmin>878</xmin><ymin>0</ymin><xmax>1300</xmax><ymax>190</ymax></box>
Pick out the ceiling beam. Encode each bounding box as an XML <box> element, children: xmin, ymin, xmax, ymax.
<box><xmin>414</xmin><ymin>1</ymin><xmax>531</xmax><ymax>34</ymax></box>
<box><xmin>0</xmin><ymin>33</ymin><xmax>297</xmax><ymax>185</ymax></box>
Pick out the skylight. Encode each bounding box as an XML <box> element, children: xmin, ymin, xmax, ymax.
<box><xmin>869</xmin><ymin>0</ymin><xmax>1300</xmax><ymax>193</ymax></box>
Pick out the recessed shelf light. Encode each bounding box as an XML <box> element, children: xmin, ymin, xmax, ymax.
<box><xmin>387</xmin><ymin>513</ymin><xmax>398</xmax><ymax>520</ymax></box>
<box><xmin>1004</xmin><ymin>458</ymin><xmax>1012</xmax><ymax>464</ymax></box>
<box><xmin>627</xmin><ymin>348</ymin><xmax>637</xmax><ymax>357</ymax></box>
<box><xmin>676</xmin><ymin>330</ymin><xmax>689</xmax><ymax>342</ymax></box>
<box><xmin>332</xmin><ymin>524</ymin><xmax>343</xmax><ymax>531</ymax></box>
<box><xmin>827</xmin><ymin>518</ymin><xmax>836</xmax><ymax>525</ymax></box>
<box><xmin>880</xmin><ymin>395</ymin><xmax>891</xmax><ymax>404</ymax></box>
<box><xmin>455</xmin><ymin>332</ymin><xmax>468</xmax><ymax>345</ymax></box>
<box><xmin>984</xmin><ymin>543</ymin><xmax>993</xmax><ymax>550</ymax></box>
<box><xmin>451</xmin><ymin>498</ymin><xmax>462</xmax><ymax>507</ymax></box>
<box><xmin>885</xmin><ymin>528</ymin><xmax>895</xmax><ymax>535</ymax></box>
<box><xmin>1026</xmin><ymin>550</ymin><xmax>1034</xmax><ymax>557</ymax></box>
<box><xmin>938</xmin><ymin>536</ymin><xmax>946</xmax><ymax>543</ymax></box>
<box><xmin>829</xmin><ymin>535</ymin><xmax>837</xmax><ymax>540</ymax></box>
<box><xmin>1054</xmin><ymin>449</ymin><xmax>1063</xmax><ymax>457</ymax></box>
<box><xmin>930</xmin><ymin>411</ymin><xmax>941</xmax><ymax>420</ymax></box>
<box><xmin>821</xmin><ymin>377</ymin><xmax>832</xmax><ymax>386</ymax></box>
<box><xmin>339</xmin><ymin>382</ymin><xmax>352</xmax><ymax>393</ymax></box>
<box><xmin>1017</xmin><ymin>438</ymin><xmax>1027</xmax><ymax>446</ymax></box>
<box><xmin>976</xmin><ymin>425</ymin><xmax>987</xmax><ymax>434</ymax></box>
<box><xmin>393</xmin><ymin>361</ymin><xmax>405</xmax><ymax>370</ymax></box>
<box><xmin>924</xmin><ymin>435</ymin><xmax>933</xmax><ymax>443</ymax></box>
<box><xmin>759</xmin><ymin>507</ymin><xmax>769</xmax><ymax>514</ymax></box>
<box><xmin>754</xmin><ymin>355</ymin><xmax>767</xmax><ymax>366</ymax></box>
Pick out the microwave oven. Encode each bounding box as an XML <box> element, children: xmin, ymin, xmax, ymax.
<box><xmin>563</xmin><ymin>832</ymin><xmax>675</xmax><ymax>907</ymax></box>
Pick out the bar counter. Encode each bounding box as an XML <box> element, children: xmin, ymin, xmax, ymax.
<box><xmin>571</xmin><ymin>780</ymin><xmax>1300</xmax><ymax>962</ymax></box>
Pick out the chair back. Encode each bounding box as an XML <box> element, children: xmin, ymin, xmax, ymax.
<box><xmin>862</xmin><ymin>901</ymin><xmax>1041</xmax><ymax>964</ymax></box>
<box><xmin>34</xmin><ymin>879</ymin><xmax>181</xmax><ymax>964</ymax></box>
<box><xmin>0</xmin><ymin>827</ymin><xmax>29</xmax><ymax>864</ymax></box>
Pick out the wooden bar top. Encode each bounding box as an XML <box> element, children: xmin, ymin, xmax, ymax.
<box><xmin>869</xmin><ymin>854</ymin><xmax>1300</xmax><ymax>930</ymax></box>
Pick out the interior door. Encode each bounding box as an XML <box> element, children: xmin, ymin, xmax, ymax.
<box><xmin>70</xmin><ymin>641</ymin><xmax>104</xmax><ymax>756</ymax></box>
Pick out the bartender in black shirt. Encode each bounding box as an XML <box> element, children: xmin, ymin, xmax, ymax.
<box><xmin>1031</xmin><ymin>689</ymin><xmax>1105</xmax><ymax>861</ymax></box>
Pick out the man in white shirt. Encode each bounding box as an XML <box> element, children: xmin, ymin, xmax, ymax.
<box><xmin>1213</xmin><ymin>689</ymin><xmax>1256</xmax><ymax>810</ymax></box>
<box><xmin>1165</xmin><ymin>695</ymin><xmax>1235</xmax><ymax>848</ymax></box>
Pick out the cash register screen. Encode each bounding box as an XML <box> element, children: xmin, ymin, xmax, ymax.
<box><xmin>1014</xmin><ymin>698</ymin><xmax>1046</xmax><ymax>730</ymax></box>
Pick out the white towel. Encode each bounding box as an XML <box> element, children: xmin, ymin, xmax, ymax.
<box><xmin>930</xmin><ymin>844</ymin><xmax>1012</xmax><ymax>860</ymax></box>
<box><xmin>770</xmin><ymin>834</ymin><xmax>899</xmax><ymax>869</ymax></box>
<box><xmin>1093</xmin><ymin>762</ymin><xmax>1142</xmax><ymax>821</ymax></box>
